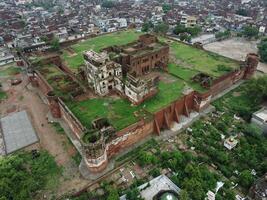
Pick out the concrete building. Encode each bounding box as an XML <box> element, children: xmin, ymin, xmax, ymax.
<box><xmin>120</xmin><ymin>174</ymin><xmax>180</xmax><ymax>200</ymax></box>
<box><xmin>125</xmin><ymin>73</ymin><xmax>159</xmax><ymax>104</ymax></box>
<box><xmin>181</xmin><ymin>14</ymin><xmax>197</xmax><ymax>28</ymax></box>
<box><xmin>251</xmin><ymin>107</ymin><xmax>267</xmax><ymax>135</ymax></box>
<box><xmin>104</xmin><ymin>34</ymin><xmax>169</xmax><ymax>76</ymax></box>
<box><xmin>249</xmin><ymin>173</ymin><xmax>267</xmax><ymax>200</ymax></box>
<box><xmin>84</xmin><ymin>50</ymin><xmax>123</xmax><ymax>96</ymax></box>
<box><xmin>224</xmin><ymin>136</ymin><xmax>238</xmax><ymax>150</ymax></box>
<box><xmin>0</xmin><ymin>47</ymin><xmax>15</xmax><ymax>66</ymax></box>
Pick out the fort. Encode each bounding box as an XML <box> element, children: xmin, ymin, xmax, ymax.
<box><xmin>28</xmin><ymin>33</ymin><xmax>259</xmax><ymax>179</ymax></box>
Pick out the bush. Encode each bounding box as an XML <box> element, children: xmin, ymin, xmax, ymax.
<box><xmin>258</xmin><ymin>38</ymin><xmax>267</xmax><ymax>63</ymax></box>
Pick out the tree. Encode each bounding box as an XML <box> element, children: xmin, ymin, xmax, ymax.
<box><xmin>173</xmin><ymin>24</ymin><xmax>187</xmax><ymax>35</ymax></box>
<box><xmin>186</xmin><ymin>26</ymin><xmax>202</xmax><ymax>37</ymax></box>
<box><xmin>106</xmin><ymin>186</ymin><xmax>119</xmax><ymax>200</ymax></box>
<box><xmin>246</xmin><ymin>76</ymin><xmax>267</xmax><ymax>103</ymax></box>
<box><xmin>141</xmin><ymin>21</ymin><xmax>153</xmax><ymax>32</ymax></box>
<box><xmin>242</xmin><ymin>25</ymin><xmax>259</xmax><ymax>39</ymax></box>
<box><xmin>239</xmin><ymin>170</ymin><xmax>254</xmax><ymax>188</ymax></box>
<box><xmin>215</xmin><ymin>30</ymin><xmax>231</xmax><ymax>39</ymax></box>
<box><xmin>101</xmin><ymin>0</ymin><xmax>115</xmax><ymax>8</ymax></box>
<box><xmin>236</xmin><ymin>9</ymin><xmax>248</xmax><ymax>16</ymax></box>
<box><xmin>126</xmin><ymin>187</ymin><xmax>143</xmax><ymax>200</ymax></box>
<box><xmin>50</xmin><ymin>37</ymin><xmax>60</xmax><ymax>51</ymax></box>
<box><xmin>258</xmin><ymin>38</ymin><xmax>267</xmax><ymax>63</ymax></box>
<box><xmin>0</xmin><ymin>151</ymin><xmax>61</xmax><ymax>200</ymax></box>
<box><xmin>162</xmin><ymin>3</ymin><xmax>171</xmax><ymax>13</ymax></box>
<box><xmin>173</xmin><ymin>24</ymin><xmax>201</xmax><ymax>37</ymax></box>
<box><xmin>153</xmin><ymin>22</ymin><xmax>169</xmax><ymax>35</ymax></box>
<box><xmin>179</xmin><ymin>33</ymin><xmax>191</xmax><ymax>42</ymax></box>
<box><xmin>179</xmin><ymin>190</ymin><xmax>190</xmax><ymax>200</ymax></box>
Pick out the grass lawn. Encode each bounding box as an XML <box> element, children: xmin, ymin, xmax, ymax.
<box><xmin>0</xmin><ymin>66</ymin><xmax>21</xmax><ymax>77</ymax></box>
<box><xmin>66</xmin><ymin>98</ymin><xmax>150</xmax><ymax>131</ymax></box>
<box><xmin>39</xmin><ymin>64</ymin><xmax>79</xmax><ymax>97</ymax></box>
<box><xmin>62</xmin><ymin>30</ymin><xmax>143</xmax><ymax>72</ymax></box>
<box><xmin>143</xmin><ymin>80</ymin><xmax>185</xmax><ymax>113</ymax></box>
<box><xmin>162</xmin><ymin>38</ymin><xmax>240</xmax><ymax>78</ymax></box>
<box><xmin>0</xmin><ymin>91</ymin><xmax>7</xmax><ymax>101</ymax></box>
<box><xmin>168</xmin><ymin>63</ymin><xmax>207</xmax><ymax>93</ymax></box>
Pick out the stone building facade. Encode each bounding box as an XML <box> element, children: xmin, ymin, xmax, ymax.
<box><xmin>104</xmin><ymin>34</ymin><xmax>169</xmax><ymax>76</ymax></box>
<box><xmin>84</xmin><ymin>50</ymin><xmax>123</xmax><ymax>96</ymax></box>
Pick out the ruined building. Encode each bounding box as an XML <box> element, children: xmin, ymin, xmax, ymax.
<box><xmin>29</xmin><ymin>37</ymin><xmax>259</xmax><ymax>179</ymax></box>
<box><xmin>104</xmin><ymin>34</ymin><xmax>169</xmax><ymax>76</ymax></box>
<box><xmin>84</xmin><ymin>34</ymin><xmax>168</xmax><ymax>104</ymax></box>
<box><xmin>84</xmin><ymin>50</ymin><xmax>123</xmax><ymax>96</ymax></box>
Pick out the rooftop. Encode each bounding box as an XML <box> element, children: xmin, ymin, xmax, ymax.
<box><xmin>120</xmin><ymin>174</ymin><xmax>180</xmax><ymax>200</ymax></box>
<box><xmin>0</xmin><ymin>110</ymin><xmax>39</xmax><ymax>154</ymax></box>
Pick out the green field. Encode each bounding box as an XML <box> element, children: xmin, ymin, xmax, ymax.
<box><xmin>168</xmin><ymin>63</ymin><xmax>207</xmax><ymax>93</ymax></box>
<box><xmin>62</xmin><ymin>30</ymin><xmax>142</xmax><ymax>72</ymax></box>
<box><xmin>143</xmin><ymin>80</ymin><xmax>185</xmax><ymax>113</ymax></box>
<box><xmin>162</xmin><ymin>38</ymin><xmax>240</xmax><ymax>78</ymax></box>
<box><xmin>66</xmin><ymin>98</ymin><xmax>151</xmax><ymax>130</ymax></box>
<box><xmin>67</xmin><ymin>77</ymin><xmax>186</xmax><ymax>130</ymax></box>
<box><xmin>0</xmin><ymin>66</ymin><xmax>21</xmax><ymax>77</ymax></box>
<box><xmin>0</xmin><ymin>91</ymin><xmax>7</xmax><ymax>101</ymax></box>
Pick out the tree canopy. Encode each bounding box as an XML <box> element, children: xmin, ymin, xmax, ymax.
<box><xmin>242</xmin><ymin>25</ymin><xmax>259</xmax><ymax>39</ymax></box>
<box><xmin>173</xmin><ymin>24</ymin><xmax>202</xmax><ymax>40</ymax></box>
<box><xmin>258</xmin><ymin>37</ymin><xmax>267</xmax><ymax>63</ymax></box>
<box><xmin>153</xmin><ymin>22</ymin><xmax>169</xmax><ymax>35</ymax></box>
<box><xmin>0</xmin><ymin>151</ymin><xmax>61</xmax><ymax>200</ymax></box>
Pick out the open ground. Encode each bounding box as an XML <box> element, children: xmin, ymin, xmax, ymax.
<box><xmin>0</xmin><ymin>65</ymin><xmax>90</xmax><ymax>198</ymax></box>
<box><xmin>204</xmin><ymin>37</ymin><xmax>267</xmax><ymax>74</ymax></box>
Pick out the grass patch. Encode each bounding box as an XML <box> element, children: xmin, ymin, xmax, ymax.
<box><xmin>162</xmin><ymin>38</ymin><xmax>240</xmax><ymax>77</ymax></box>
<box><xmin>66</xmin><ymin>98</ymin><xmax>150</xmax><ymax>131</ymax></box>
<box><xmin>0</xmin><ymin>91</ymin><xmax>7</xmax><ymax>101</ymax></box>
<box><xmin>52</xmin><ymin>122</ymin><xmax>65</xmax><ymax>135</ymax></box>
<box><xmin>0</xmin><ymin>66</ymin><xmax>21</xmax><ymax>77</ymax></box>
<box><xmin>38</xmin><ymin>64</ymin><xmax>80</xmax><ymax>98</ymax></box>
<box><xmin>62</xmin><ymin>30</ymin><xmax>142</xmax><ymax>71</ymax></box>
<box><xmin>168</xmin><ymin>63</ymin><xmax>207</xmax><ymax>93</ymax></box>
<box><xmin>143</xmin><ymin>80</ymin><xmax>185</xmax><ymax>113</ymax></box>
<box><xmin>72</xmin><ymin>152</ymin><xmax>82</xmax><ymax>166</ymax></box>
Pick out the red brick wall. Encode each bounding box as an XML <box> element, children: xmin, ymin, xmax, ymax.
<box><xmin>153</xmin><ymin>91</ymin><xmax>196</xmax><ymax>134</ymax></box>
<box><xmin>107</xmin><ymin>120</ymin><xmax>154</xmax><ymax>158</ymax></box>
<box><xmin>58</xmin><ymin>99</ymin><xmax>85</xmax><ymax>139</ymax></box>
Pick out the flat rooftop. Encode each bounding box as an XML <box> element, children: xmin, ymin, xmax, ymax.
<box><xmin>0</xmin><ymin>110</ymin><xmax>39</xmax><ymax>154</ymax></box>
<box><xmin>120</xmin><ymin>174</ymin><xmax>180</xmax><ymax>200</ymax></box>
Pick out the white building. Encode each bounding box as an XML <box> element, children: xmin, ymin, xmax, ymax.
<box><xmin>0</xmin><ymin>47</ymin><xmax>15</xmax><ymax>66</ymax></box>
<box><xmin>224</xmin><ymin>136</ymin><xmax>238</xmax><ymax>150</ymax></box>
<box><xmin>84</xmin><ymin>50</ymin><xmax>123</xmax><ymax>96</ymax></box>
<box><xmin>125</xmin><ymin>74</ymin><xmax>158</xmax><ymax>104</ymax></box>
<box><xmin>181</xmin><ymin>14</ymin><xmax>197</xmax><ymax>28</ymax></box>
<box><xmin>251</xmin><ymin>107</ymin><xmax>267</xmax><ymax>135</ymax></box>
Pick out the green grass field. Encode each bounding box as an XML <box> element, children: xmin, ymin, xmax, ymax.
<box><xmin>0</xmin><ymin>91</ymin><xmax>7</xmax><ymax>101</ymax></box>
<box><xmin>162</xmin><ymin>38</ymin><xmax>240</xmax><ymax>78</ymax></box>
<box><xmin>66</xmin><ymin>98</ymin><xmax>150</xmax><ymax>130</ymax></box>
<box><xmin>143</xmin><ymin>80</ymin><xmax>185</xmax><ymax>113</ymax></box>
<box><xmin>62</xmin><ymin>30</ymin><xmax>142</xmax><ymax>72</ymax></box>
<box><xmin>67</xmin><ymin>78</ymin><xmax>185</xmax><ymax>130</ymax></box>
<box><xmin>0</xmin><ymin>66</ymin><xmax>21</xmax><ymax>77</ymax></box>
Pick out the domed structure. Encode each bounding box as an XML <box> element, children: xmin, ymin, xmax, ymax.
<box><xmin>159</xmin><ymin>192</ymin><xmax>179</xmax><ymax>200</ymax></box>
<box><xmin>153</xmin><ymin>190</ymin><xmax>179</xmax><ymax>200</ymax></box>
